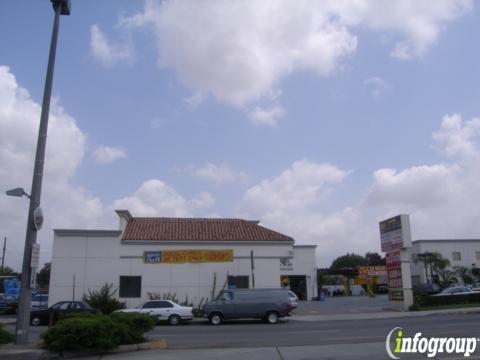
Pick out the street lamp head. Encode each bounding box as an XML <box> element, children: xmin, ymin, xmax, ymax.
<box><xmin>6</xmin><ymin>187</ymin><xmax>30</xmax><ymax>198</ymax></box>
<box><xmin>51</xmin><ymin>0</ymin><xmax>71</xmax><ymax>16</ymax></box>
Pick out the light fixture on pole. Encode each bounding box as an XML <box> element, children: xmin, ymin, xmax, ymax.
<box><xmin>9</xmin><ymin>0</ymin><xmax>70</xmax><ymax>345</ymax></box>
<box><xmin>6</xmin><ymin>187</ymin><xmax>31</xmax><ymax>199</ymax></box>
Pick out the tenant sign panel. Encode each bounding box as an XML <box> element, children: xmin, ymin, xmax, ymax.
<box><xmin>379</xmin><ymin>215</ymin><xmax>412</xmax><ymax>252</ymax></box>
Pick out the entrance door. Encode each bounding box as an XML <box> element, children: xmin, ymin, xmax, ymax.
<box><xmin>283</xmin><ymin>275</ymin><xmax>307</xmax><ymax>300</ymax></box>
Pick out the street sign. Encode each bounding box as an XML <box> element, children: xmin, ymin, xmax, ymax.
<box><xmin>31</xmin><ymin>243</ymin><xmax>40</xmax><ymax>268</ymax></box>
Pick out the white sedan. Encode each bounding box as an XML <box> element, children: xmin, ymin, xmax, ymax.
<box><xmin>117</xmin><ymin>300</ymin><xmax>193</xmax><ymax>325</ymax></box>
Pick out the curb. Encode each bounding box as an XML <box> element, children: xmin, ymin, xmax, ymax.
<box><xmin>0</xmin><ymin>339</ymin><xmax>167</xmax><ymax>360</ymax></box>
<box><xmin>289</xmin><ymin>306</ymin><xmax>480</xmax><ymax>322</ymax></box>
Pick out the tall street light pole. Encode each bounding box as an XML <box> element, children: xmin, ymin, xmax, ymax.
<box><xmin>15</xmin><ymin>0</ymin><xmax>70</xmax><ymax>345</ymax></box>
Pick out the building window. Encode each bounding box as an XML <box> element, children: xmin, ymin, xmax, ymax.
<box><xmin>452</xmin><ymin>252</ymin><xmax>461</xmax><ymax>261</ymax></box>
<box><xmin>476</xmin><ymin>251</ymin><xmax>480</xmax><ymax>261</ymax></box>
<box><xmin>228</xmin><ymin>275</ymin><xmax>249</xmax><ymax>289</ymax></box>
<box><xmin>119</xmin><ymin>276</ymin><xmax>141</xmax><ymax>298</ymax></box>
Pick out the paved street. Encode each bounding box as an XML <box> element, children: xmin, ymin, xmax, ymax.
<box><xmin>146</xmin><ymin>313</ymin><xmax>480</xmax><ymax>349</ymax></box>
<box><xmin>2</xmin><ymin>297</ymin><xmax>480</xmax><ymax>359</ymax></box>
<box><xmin>5</xmin><ymin>312</ymin><xmax>480</xmax><ymax>359</ymax></box>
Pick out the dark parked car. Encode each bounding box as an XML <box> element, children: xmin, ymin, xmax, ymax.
<box><xmin>30</xmin><ymin>301</ymin><xmax>97</xmax><ymax>326</ymax></box>
<box><xmin>413</xmin><ymin>283</ymin><xmax>440</xmax><ymax>296</ymax></box>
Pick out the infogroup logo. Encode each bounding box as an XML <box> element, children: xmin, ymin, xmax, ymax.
<box><xmin>386</xmin><ymin>327</ymin><xmax>479</xmax><ymax>359</ymax></box>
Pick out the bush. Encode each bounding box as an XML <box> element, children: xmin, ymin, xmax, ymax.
<box><xmin>0</xmin><ymin>323</ymin><xmax>13</xmax><ymax>344</ymax></box>
<box><xmin>416</xmin><ymin>292</ymin><xmax>480</xmax><ymax>308</ymax></box>
<box><xmin>41</xmin><ymin>315</ymin><xmax>121</xmax><ymax>352</ymax></box>
<box><xmin>83</xmin><ymin>283</ymin><xmax>125</xmax><ymax>314</ymax></box>
<box><xmin>110</xmin><ymin>312</ymin><xmax>156</xmax><ymax>344</ymax></box>
<box><xmin>41</xmin><ymin>312</ymin><xmax>156</xmax><ymax>352</ymax></box>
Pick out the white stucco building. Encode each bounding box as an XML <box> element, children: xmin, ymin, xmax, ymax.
<box><xmin>411</xmin><ymin>239</ymin><xmax>480</xmax><ymax>284</ymax></box>
<box><xmin>49</xmin><ymin>210</ymin><xmax>318</xmax><ymax>307</ymax></box>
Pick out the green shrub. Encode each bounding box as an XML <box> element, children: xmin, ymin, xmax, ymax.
<box><xmin>83</xmin><ymin>283</ymin><xmax>125</xmax><ymax>314</ymax></box>
<box><xmin>41</xmin><ymin>312</ymin><xmax>156</xmax><ymax>352</ymax></box>
<box><xmin>417</xmin><ymin>292</ymin><xmax>480</xmax><ymax>308</ymax></box>
<box><xmin>110</xmin><ymin>312</ymin><xmax>156</xmax><ymax>344</ymax></box>
<box><xmin>41</xmin><ymin>315</ymin><xmax>121</xmax><ymax>352</ymax></box>
<box><xmin>0</xmin><ymin>323</ymin><xmax>14</xmax><ymax>344</ymax></box>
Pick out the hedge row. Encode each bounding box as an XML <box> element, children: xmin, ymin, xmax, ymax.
<box><xmin>41</xmin><ymin>312</ymin><xmax>156</xmax><ymax>352</ymax></box>
<box><xmin>0</xmin><ymin>323</ymin><xmax>13</xmax><ymax>344</ymax></box>
<box><xmin>417</xmin><ymin>292</ymin><xmax>480</xmax><ymax>308</ymax></box>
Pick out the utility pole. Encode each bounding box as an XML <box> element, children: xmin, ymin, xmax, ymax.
<box><xmin>250</xmin><ymin>250</ymin><xmax>255</xmax><ymax>288</ymax></box>
<box><xmin>15</xmin><ymin>0</ymin><xmax>70</xmax><ymax>345</ymax></box>
<box><xmin>1</xmin><ymin>237</ymin><xmax>5</xmax><ymax>271</ymax></box>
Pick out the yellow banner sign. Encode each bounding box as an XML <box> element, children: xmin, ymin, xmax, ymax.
<box><xmin>160</xmin><ymin>249</ymin><xmax>233</xmax><ymax>263</ymax></box>
<box><xmin>358</xmin><ymin>266</ymin><xmax>387</xmax><ymax>276</ymax></box>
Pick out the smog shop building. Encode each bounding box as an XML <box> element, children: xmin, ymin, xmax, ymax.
<box><xmin>49</xmin><ymin>210</ymin><xmax>318</xmax><ymax>307</ymax></box>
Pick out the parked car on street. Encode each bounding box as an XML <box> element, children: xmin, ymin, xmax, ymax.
<box><xmin>30</xmin><ymin>301</ymin><xmax>97</xmax><ymax>326</ymax></box>
<box><xmin>116</xmin><ymin>300</ymin><xmax>193</xmax><ymax>325</ymax></box>
<box><xmin>288</xmin><ymin>291</ymin><xmax>298</xmax><ymax>309</ymax></box>
<box><xmin>431</xmin><ymin>286</ymin><xmax>477</xmax><ymax>296</ymax></box>
<box><xmin>203</xmin><ymin>288</ymin><xmax>292</xmax><ymax>325</ymax></box>
<box><xmin>413</xmin><ymin>283</ymin><xmax>440</xmax><ymax>295</ymax></box>
<box><xmin>31</xmin><ymin>294</ymin><xmax>49</xmax><ymax>310</ymax></box>
<box><xmin>0</xmin><ymin>294</ymin><xmax>18</xmax><ymax>314</ymax></box>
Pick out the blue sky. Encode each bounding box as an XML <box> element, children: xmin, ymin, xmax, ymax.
<box><xmin>1</xmin><ymin>0</ymin><xmax>480</xmax><ymax>269</ymax></box>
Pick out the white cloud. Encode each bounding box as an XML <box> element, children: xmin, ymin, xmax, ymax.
<box><xmin>121</xmin><ymin>0</ymin><xmax>358</xmax><ymax>107</ymax></box>
<box><xmin>112</xmin><ymin>179</ymin><xmax>214</xmax><ymax>217</ymax></box>
<box><xmin>238</xmin><ymin>160</ymin><xmax>368</xmax><ymax>265</ymax></box>
<box><xmin>365</xmin><ymin>165</ymin><xmax>461</xmax><ymax>208</ymax></box>
<box><xmin>183</xmin><ymin>92</ymin><xmax>207</xmax><ymax>109</ymax></box>
<box><xmin>0</xmin><ymin>66</ymin><xmax>107</xmax><ymax>270</ymax></box>
<box><xmin>118</xmin><ymin>0</ymin><xmax>471</xmax><ymax>110</ymax></box>
<box><xmin>327</xmin><ymin>0</ymin><xmax>472</xmax><ymax>60</ymax></box>
<box><xmin>237</xmin><ymin>113</ymin><xmax>480</xmax><ymax>266</ymax></box>
<box><xmin>90</xmin><ymin>24</ymin><xmax>135</xmax><ymax>66</ymax></box>
<box><xmin>240</xmin><ymin>160</ymin><xmax>349</xmax><ymax>216</ymax></box>
<box><xmin>248</xmin><ymin>105</ymin><xmax>285</xmax><ymax>127</ymax></box>
<box><xmin>92</xmin><ymin>145</ymin><xmax>127</xmax><ymax>164</ymax></box>
<box><xmin>433</xmin><ymin>114</ymin><xmax>480</xmax><ymax>160</ymax></box>
<box><xmin>189</xmin><ymin>163</ymin><xmax>250</xmax><ymax>185</ymax></box>
<box><xmin>364</xmin><ymin>76</ymin><xmax>390</xmax><ymax>99</ymax></box>
<box><xmin>0</xmin><ymin>67</ymin><xmax>216</xmax><ymax>270</ymax></box>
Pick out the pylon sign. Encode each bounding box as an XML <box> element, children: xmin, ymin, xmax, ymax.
<box><xmin>379</xmin><ymin>215</ymin><xmax>413</xmax><ymax>308</ymax></box>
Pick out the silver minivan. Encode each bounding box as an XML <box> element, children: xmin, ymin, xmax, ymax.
<box><xmin>203</xmin><ymin>288</ymin><xmax>292</xmax><ymax>325</ymax></box>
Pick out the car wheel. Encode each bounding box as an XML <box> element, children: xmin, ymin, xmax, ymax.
<box><xmin>168</xmin><ymin>314</ymin><xmax>181</xmax><ymax>326</ymax></box>
<box><xmin>209</xmin><ymin>313</ymin><xmax>223</xmax><ymax>325</ymax></box>
<box><xmin>31</xmin><ymin>316</ymin><xmax>41</xmax><ymax>326</ymax></box>
<box><xmin>265</xmin><ymin>311</ymin><xmax>279</xmax><ymax>324</ymax></box>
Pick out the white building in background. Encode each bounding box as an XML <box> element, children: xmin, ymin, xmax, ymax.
<box><xmin>49</xmin><ymin>210</ymin><xmax>318</xmax><ymax>307</ymax></box>
<box><xmin>411</xmin><ymin>239</ymin><xmax>480</xmax><ymax>284</ymax></box>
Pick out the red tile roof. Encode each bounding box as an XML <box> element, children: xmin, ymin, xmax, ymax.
<box><xmin>121</xmin><ymin>218</ymin><xmax>293</xmax><ymax>242</ymax></box>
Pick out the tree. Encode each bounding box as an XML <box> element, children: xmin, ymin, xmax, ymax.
<box><xmin>330</xmin><ymin>253</ymin><xmax>367</xmax><ymax>295</ymax></box>
<box><xmin>365</xmin><ymin>252</ymin><xmax>385</xmax><ymax>266</ymax></box>
<box><xmin>430</xmin><ymin>255</ymin><xmax>451</xmax><ymax>284</ymax></box>
<box><xmin>36</xmin><ymin>262</ymin><xmax>51</xmax><ymax>290</ymax></box>
<box><xmin>330</xmin><ymin>253</ymin><xmax>367</xmax><ymax>270</ymax></box>
<box><xmin>453</xmin><ymin>266</ymin><xmax>474</xmax><ymax>285</ymax></box>
<box><xmin>83</xmin><ymin>283</ymin><xmax>125</xmax><ymax>314</ymax></box>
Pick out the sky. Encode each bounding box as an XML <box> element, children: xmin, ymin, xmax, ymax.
<box><xmin>1</xmin><ymin>0</ymin><xmax>480</xmax><ymax>270</ymax></box>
